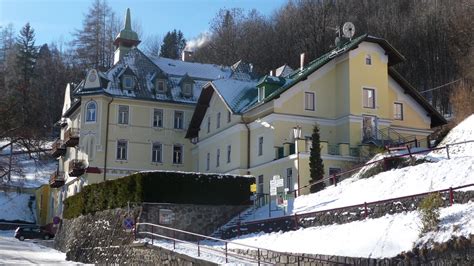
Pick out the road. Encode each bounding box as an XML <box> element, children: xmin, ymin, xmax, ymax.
<box><xmin>0</xmin><ymin>230</ymin><xmax>76</xmax><ymax>264</ymax></box>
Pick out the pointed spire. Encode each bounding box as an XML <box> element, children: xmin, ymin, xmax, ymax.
<box><xmin>124</xmin><ymin>8</ymin><xmax>132</xmax><ymax>31</ymax></box>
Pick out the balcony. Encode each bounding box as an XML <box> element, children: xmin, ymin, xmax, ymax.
<box><xmin>64</xmin><ymin>128</ymin><xmax>80</xmax><ymax>147</ymax></box>
<box><xmin>68</xmin><ymin>159</ymin><xmax>86</xmax><ymax>177</ymax></box>
<box><xmin>50</xmin><ymin>139</ymin><xmax>66</xmax><ymax>158</ymax></box>
<box><xmin>49</xmin><ymin>171</ymin><xmax>65</xmax><ymax>188</ymax></box>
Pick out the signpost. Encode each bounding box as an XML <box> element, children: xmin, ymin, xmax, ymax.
<box><xmin>123</xmin><ymin>217</ymin><xmax>134</xmax><ymax>232</ymax></box>
<box><xmin>269</xmin><ymin>175</ymin><xmax>284</xmax><ymax>217</ymax></box>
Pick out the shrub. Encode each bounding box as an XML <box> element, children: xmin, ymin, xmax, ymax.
<box><xmin>63</xmin><ymin>171</ymin><xmax>254</xmax><ymax>219</ymax></box>
<box><xmin>419</xmin><ymin>193</ymin><xmax>444</xmax><ymax>234</ymax></box>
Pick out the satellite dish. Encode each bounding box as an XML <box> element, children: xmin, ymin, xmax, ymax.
<box><xmin>342</xmin><ymin>22</ymin><xmax>355</xmax><ymax>39</ymax></box>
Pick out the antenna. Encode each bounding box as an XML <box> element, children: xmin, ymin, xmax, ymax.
<box><xmin>342</xmin><ymin>22</ymin><xmax>355</xmax><ymax>40</ymax></box>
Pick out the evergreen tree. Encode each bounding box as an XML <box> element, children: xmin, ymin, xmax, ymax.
<box><xmin>309</xmin><ymin>124</ymin><xmax>325</xmax><ymax>193</ymax></box>
<box><xmin>159</xmin><ymin>30</ymin><xmax>186</xmax><ymax>59</ymax></box>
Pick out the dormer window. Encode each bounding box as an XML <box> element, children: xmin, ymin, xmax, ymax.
<box><xmin>156</xmin><ymin>80</ymin><xmax>166</xmax><ymax>93</ymax></box>
<box><xmin>365</xmin><ymin>54</ymin><xmax>372</xmax><ymax>65</ymax></box>
<box><xmin>122</xmin><ymin>75</ymin><xmax>135</xmax><ymax>89</ymax></box>
<box><xmin>182</xmin><ymin>83</ymin><xmax>193</xmax><ymax>97</ymax></box>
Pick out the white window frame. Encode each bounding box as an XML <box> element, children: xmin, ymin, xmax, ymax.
<box><xmin>286</xmin><ymin>168</ymin><xmax>293</xmax><ymax>190</ymax></box>
<box><xmin>156</xmin><ymin>80</ymin><xmax>166</xmax><ymax>92</ymax></box>
<box><xmin>85</xmin><ymin>101</ymin><xmax>97</xmax><ymax>123</ymax></box>
<box><xmin>116</xmin><ymin>140</ymin><xmax>128</xmax><ymax>161</ymax></box>
<box><xmin>304</xmin><ymin>91</ymin><xmax>315</xmax><ymax>111</ymax></box>
<box><xmin>153</xmin><ymin>108</ymin><xmax>163</xmax><ymax>128</ymax></box>
<box><xmin>394</xmin><ymin>102</ymin><xmax>404</xmax><ymax>120</ymax></box>
<box><xmin>118</xmin><ymin>105</ymin><xmax>129</xmax><ymax>125</ymax></box>
<box><xmin>173</xmin><ymin>144</ymin><xmax>183</xmax><ymax>164</ymax></box>
<box><xmin>174</xmin><ymin>111</ymin><xmax>184</xmax><ymax>129</ymax></box>
<box><xmin>183</xmin><ymin>83</ymin><xmax>193</xmax><ymax>96</ymax></box>
<box><xmin>258</xmin><ymin>136</ymin><xmax>264</xmax><ymax>156</ymax></box>
<box><xmin>363</xmin><ymin>88</ymin><xmax>376</xmax><ymax>109</ymax></box>
<box><xmin>123</xmin><ymin>75</ymin><xmax>134</xmax><ymax>89</ymax></box>
<box><xmin>151</xmin><ymin>142</ymin><xmax>163</xmax><ymax>163</ymax></box>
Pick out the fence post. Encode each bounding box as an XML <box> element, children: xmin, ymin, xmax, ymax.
<box><xmin>151</xmin><ymin>225</ymin><xmax>154</xmax><ymax>245</ymax></box>
<box><xmin>446</xmin><ymin>144</ymin><xmax>450</xmax><ymax>159</ymax></box>
<box><xmin>257</xmin><ymin>248</ymin><xmax>260</xmax><ymax>266</ymax></box>
<box><xmin>173</xmin><ymin>230</ymin><xmax>176</xmax><ymax>250</ymax></box>
<box><xmin>197</xmin><ymin>240</ymin><xmax>200</xmax><ymax>257</ymax></box>
<box><xmin>364</xmin><ymin>202</ymin><xmax>368</xmax><ymax>218</ymax></box>
<box><xmin>225</xmin><ymin>242</ymin><xmax>228</xmax><ymax>263</ymax></box>
<box><xmin>383</xmin><ymin>157</ymin><xmax>388</xmax><ymax>171</ymax></box>
<box><xmin>449</xmin><ymin>187</ymin><xmax>454</xmax><ymax>206</ymax></box>
<box><xmin>332</xmin><ymin>174</ymin><xmax>337</xmax><ymax>186</ymax></box>
<box><xmin>237</xmin><ymin>221</ymin><xmax>241</xmax><ymax>236</ymax></box>
<box><xmin>415</xmin><ymin>137</ymin><xmax>418</xmax><ymax>147</ymax></box>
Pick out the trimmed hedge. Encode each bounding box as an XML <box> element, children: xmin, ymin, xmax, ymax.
<box><xmin>63</xmin><ymin>171</ymin><xmax>254</xmax><ymax>219</ymax></box>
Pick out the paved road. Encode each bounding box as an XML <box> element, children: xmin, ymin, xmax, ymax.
<box><xmin>0</xmin><ymin>230</ymin><xmax>76</xmax><ymax>264</ymax></box>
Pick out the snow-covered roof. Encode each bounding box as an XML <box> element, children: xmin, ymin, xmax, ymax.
<box><xmin>150</xmin><ymin>56</ymin><xmax>232</xmax><ymax>80</ymax></box>
<box><xmin>211</xmin><ymin>79</ymin><xmax>258</xmax><ymax>114</ymax></box>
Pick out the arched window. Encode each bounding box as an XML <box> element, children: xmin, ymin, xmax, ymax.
<box><xmin>86</xmin><ymin>101</ymin><xmax>97</xmax><ymax>122</ymax></box>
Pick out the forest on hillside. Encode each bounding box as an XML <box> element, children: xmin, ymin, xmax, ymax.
<box><xmin>0</xmin><ymin>0</ymin><xmax>472</xmax><ymax>143</ymax></box>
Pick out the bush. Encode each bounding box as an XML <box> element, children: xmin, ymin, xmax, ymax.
<box><xmin>63</xmin><ymin>171</ymin><xmax>254</xmax><ymax>219</ymax></box>
<box><xmin>419</xmin><ymin>193</ymin><xmax>444</xmax><ymax>234</ymax></box>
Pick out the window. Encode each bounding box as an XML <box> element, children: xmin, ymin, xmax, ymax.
<box><xmin>227</xmin><ymin>111</ymin><xmax>231</xmax><ymax>123</ymax></box>
<box><xmin>152</xmin><ymin>142</ymin><xmax>162</xmax><ymax>163</ymax></box>
<box><xmin>173</xmin><ymin>145</ymin><xmax>183</xmax><ymax>164</ymax></box>
<box><xmin>157</xmin><ymin>80</ymin><xmax>165</xmax><ymax>92</ymax></box>
<box><xmin>305</xmin><ymin>92</ymin><xmax>315</xmax><ymax>111</ymax></box>
<box><xmin>207</xmin><ymin>116</ymin><xmax>211</xmax><ymax>133</ymax></box>
<box><xmin>174</xmin><ymin>111</ymin><xmax>184</xmax><ymax>129</ymax></box>
<box><xmin>394</xmin><ymin>103</ymin><xmax>403</xmax><ymax>120</ymax></box>
<box><xmin>258</xmin><ymin>175</ymin><xmax>264</xmax><ymax>194</ymax></box>
<box><xmin>206</xmin><ymin>152</ymin><xmax>210</xmax><ymax>170</ymax></box>
<box><xmin>258</xmin><ymin>87</ymin><xmax>265</xmax><ymax>102</ymax></box>
<box><xmin>258</xmin><ymin>136</ymin><xmax>263</xmax><ymax>156</ymax></box>
<box><xmin>183</xmin><ymin>83</ymin><xmax>193</xmax><ymax>96</ymax></box>
<box><xmin>118</xmin><ymin>105</ymin><xmax>129</xmax><ymax>125</ymax></box>
<box><xmin>216</xmin><ymin>149</ymin><xmax>220</xmax><ymax>167</ymax></box>
<box><xmin>123</xmin><ymin>75</ymin><xmax>134</xmax><ymax>89</ymax></box>
<box><xmin>216</xmin><ymin>112</ymin><xmax>221</xmax><ymax>129</ymax></box>
<box><xmin>86</xmin><ymin>101</ymin><xmax>96</xmax><ymax>122</ymax></box>
<box><xmin>363</xmin><ymin>88</ymin><xmax>375</xmax><ymax>109</ymax></box>
<box><xmin>116</xmin><ymin>140</ymin><xmax>127</xmax><ymax>160</ymax></box>
<box><xmin>366</xmin><ymin>54</ymin><xmax>372</xmax><ymax>65</ymax></box>
<box><xmin>286</xmin><ymin>168</ymin><xmax>293</xmax><ymax>190</ymax></box>
<box><xmin>153</xmin><ymin>109</ymin><xmax>163</xmax><ymax>128</ymax></box>
<box><xmin>227</xmin><ymin>145</ymin><xmax>231</xmax><ymax>163</ymax></box>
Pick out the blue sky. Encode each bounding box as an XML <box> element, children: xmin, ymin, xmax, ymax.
<box><xmin>0</xmin><ymin>0</ymin><xmax>286</xmax><ymax>46</ymax></box>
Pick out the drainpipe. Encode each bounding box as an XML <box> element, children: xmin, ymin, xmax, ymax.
<box><xmin>103</xmin><ymin>97</ymin><xmax>114</xmax><ymax>181</ymax></box>
<box><xmin>241</xmin><ymin>115</ymin><xmax>251</xmax><ymax>174</ymax></box>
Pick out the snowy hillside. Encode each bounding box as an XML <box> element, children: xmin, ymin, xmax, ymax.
<box><xmin>429</xmin><ymin>114</ymin><xmax>474</xmax><ymax>158</ymax></box>
<box><xmin>0</xmin><ymin>192</ymin><xmax>36</xmax><ymax>222</ymax></box>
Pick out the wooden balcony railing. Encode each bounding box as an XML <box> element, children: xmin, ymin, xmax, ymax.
<box><xmin>64</xmin><ymin>128</ymin><xmax>80</xmax><ymax>147</ymax></box>
<box><xmin>49</xmin><ymin>171</ymin><xmax>65</xmax><ymax>188</ymax></box>
<box><xmin>68</xmin><ymin>159</ymin><xmax>86</xmax><ymax>177</ymax></box>
<box><xmin>50</xmin><ymin>139</ymin><xmax>66</xmax><ymax>158</ymax></box>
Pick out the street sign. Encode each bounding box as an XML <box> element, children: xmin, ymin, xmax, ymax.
<box><xmin>123</xmin><ymin>217</ymin><xmax>134</xmax><ymax>230</ymax></box>
<box><xmin>250</xmin><ymin>183</ymin><xmax>257</xmax><ymax>193</ymax></box>
<box><xmin>270</xmin><ymin>187</ymin><xmax>277</xmax><ymax>196</ymax></box>
<box><xmin>276</xmin><ymin>178</ymin><xmax>284</xmax><ymax>187</ymax></box>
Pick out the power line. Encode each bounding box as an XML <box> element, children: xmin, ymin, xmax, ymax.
<box><xmin>420</xmin><ymin>78</ymin><xmax>463</xmax><ymax>93</ymax></box>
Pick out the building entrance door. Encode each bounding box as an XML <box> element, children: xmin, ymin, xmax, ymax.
<box><xmin>363</xmin><ymin>115</ymin><xmax>378</xmax><ymax>140</ymax></box>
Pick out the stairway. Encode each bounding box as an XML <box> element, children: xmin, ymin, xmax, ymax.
<box><xmin>211</xmin><ymin>206</ymin><xmax>257</xmax><ymax>239</ymax></box>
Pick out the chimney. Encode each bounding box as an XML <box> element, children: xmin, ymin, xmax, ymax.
<box><xmin>300</xmin><ymin>53</ymin><xmax>305</xmax><ymax>71</ymax></box>
<box><xmin>269</xmin><ymin>70</ymin><xmax>274</xmax><ymax>76</ymax></box>
<box><xmin>181</xmin><ymin>50</ymin><xmax>193</xmax><ymax>62</ymax></box>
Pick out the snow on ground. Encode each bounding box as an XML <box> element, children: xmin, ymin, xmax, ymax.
<box><xmin>429</xmin><ymin>114</ymin><xmax>474</xmax><ymax>158</ymax></box>
<box><xmin>0</xmin><ymin>191</ymin><xmax>35</xmax><ymax>222</ymax></box>
<box><xmin>0</xmin><ymin>230</ymin><xmax>73</xmax><ymax>264</ymax></box>
<box><xmin>245</xmin><ymin>156</ymin><xmax>474</xmax><ymax>221</ymax></box>
<box><xmin>216</xmin><ymin>202</ymin><xmax>474</xmax><ymax>259</ymax></box>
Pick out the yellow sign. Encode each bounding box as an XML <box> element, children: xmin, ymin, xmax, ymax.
<box><xmin>250</xmin><ymin>183</ymin><xmax>257</xmax><ymax>193</ymax></box>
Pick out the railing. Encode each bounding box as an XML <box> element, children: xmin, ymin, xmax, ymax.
<box><xmin>135</xmin><ymin>222</ymin><xmax>345</xmax><ymax>265</ymax></box>
<box><xmin>327</xmin><ymin>144</ymin><xmax>340</xmax><ymax>155</ymax></box>
<box><xmin>68</xmin><ymin>159</ymin><xmax>86</xmax><ymax>177</ymax></box>
<box><xmin>49</xmin><ymin>171</ymin><xmax>65</xmax><ymax>188</ymax></box>
<box><xmin>221</xmin><ymin>183</ymin><xmax>473</xmax><ymax>239</ymax></box>
<box><xmin>64</xmin><ymin>128</ymin><xmax>80</xmax><ymax>147</ymax></box>
<box><xmin>50</xmin><ymin>139</ymin><xmax>66</xmax><ymax>158</ymax></box>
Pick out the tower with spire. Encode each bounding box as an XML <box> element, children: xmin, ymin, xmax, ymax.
<box><xmin>113</xmin><ymin>8</ymin><xmax>140</xmax><ymax>65</ymax></box>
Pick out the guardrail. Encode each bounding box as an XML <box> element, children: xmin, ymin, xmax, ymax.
<box><xmin>135</xmin><ymin>222</ymin><xmax>346</xmax><ymax>265</ymax></box>
<box><xmin>222</xmin><ymin>183</ymin><xmax>473</xmax><ymax>239</ymax></box>
<box><xmin>290</xmin><ymin>140</ymin><xmax>474</xmax><ymax>196</ymax></box>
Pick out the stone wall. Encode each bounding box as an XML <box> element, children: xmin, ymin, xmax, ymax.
<box><xmin>230</xmin><ymin>235</ymin><xmax>474</xmax><ymax>265</ymax></box>
<box><xmin>54</xmin><ymin>203</ymin><xmax>247</xmax><ymax>263</ymax></box>
<box><xmin>221</xmin><ymin>190</ymin><xmax>474</xmax><ymax>239</ymax></box>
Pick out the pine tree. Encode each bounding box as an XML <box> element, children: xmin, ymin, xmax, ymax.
<box><xmin>159</xmin><ymin>30</ymin><xmax>186</xmax><ymax>59</ymax></box>
<box><xmin>309</xmin><ymin>124</ymin><xmax>325</xmax><ymax>193</ymax></box>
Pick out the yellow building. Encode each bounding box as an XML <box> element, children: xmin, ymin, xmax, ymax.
<box><xmin>49</xmin><ymin>9</ymin><xmax>254</xmax><ymax>216</ymax></box>
<box><xmin>186</xmin><ymin>34</ymin><xmax>446</xmax><ymax>196</ymax></box>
